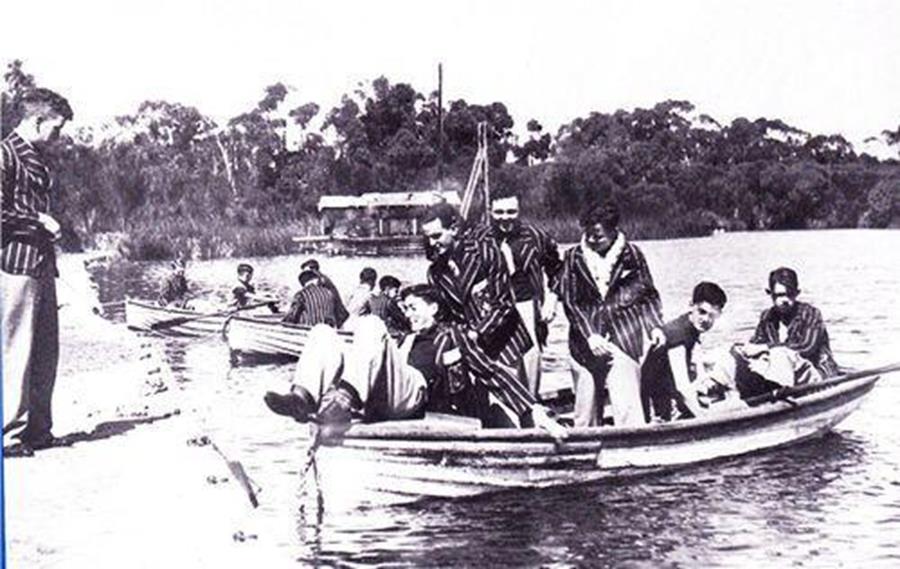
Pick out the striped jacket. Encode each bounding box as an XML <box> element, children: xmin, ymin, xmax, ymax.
<box><xmin>556</xmin><ymin>240</ymin><xmax>663</xmax><ymax>366</ymax></box>
<box><xmin>751</xmin><ymin>301</ymin><xmax>839</xmax><ymax>377</ymax></box>
<box><xmin>427</xmin><ymin>236</ymin><xmax>533</xmax><ymax>367</ymax></box>
<box><xmin>1</xmin><ymin>133</ymin><xmax>57</xmax><ymax>277</ymax></box>
<box><xmin>282</xmin><ymin>283</ymin><xmax>344</xmax><ymax>327</ymax></box>
<box><xmin>469</xmin><ymin>223</ymin><xmax>562</xmax><ymax>305</ymax></box>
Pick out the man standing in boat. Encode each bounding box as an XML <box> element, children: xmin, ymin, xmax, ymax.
<box><xmin>2</xmin><ymin>87</ymin><xmax>73</xmax><ymax>453</ymax></box>
<box><xmin>469</xmin><ymin>189</ymin><xmax>562</xmax><ymax>397</ymax></box>
<box><xmin>419</xmin><ymin>203</ymin><xmax>561</xmax><ymax>431</ymax></box>
<box><xmin>555</xmin><ymin>200</ymin><xmax>664</xmax><ymax>427</ymax></box>
<box><xmin>282</xmin><ymin>269</ymin><xmax>346</xmax><ymax>327</ymax></box>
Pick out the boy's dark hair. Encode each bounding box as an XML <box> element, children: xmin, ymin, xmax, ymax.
<box><xmin>301</xmin><ymin>259</ymin><xmax>320</xmax><ymax>272</ymax></box>
<box><xmin>237</xmin><ymin>263</ymin><xmax>253</xmax><ymax>275</ymax></box>
<box><xmin>379</xmin><ymin>275</ymin><xmax>401</xmax><ymax>290</ymax></box>
<box><xmin>19</xmin><ymin>88</ymin><xmax>74</xmax><ymax>122</ymax></box>
<box><xmin>692</xmin><ymin>281</ymin><xmax>728</xmax><ymax>309</ymax></box>
<box><xmin>580</xmin><ymin>199</ymin><xmax>620</xmax><ymax>229</ymax></box>
<box><xmin>360</xmin><ymin>267</ymin><xmax>377</xmax><ymax>286</ymax></box>
<box><xmin>422</xmin><ymin>202</ymin><xmax>460</xmax><ymax>229</ymax></box>
<box><xmin>490</xmin><ymin>186</ymin><xmax>521</xmax><ymax>202</ymax></box>
<box><xmin>401</xmin><ymin>284</ymin><xmax>446</xmax><ymax>318</ymax></box>
<box><xmin>298</xmin><ymin>270</ymin><xmax>318</xmax><ymax>286</ymax></box>
<box><xmin>767</xmin><ymin>267</ymin><xmax>800</xmax><ymax>295</ymax></box>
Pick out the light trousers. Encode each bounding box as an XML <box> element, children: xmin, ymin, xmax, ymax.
<box><xmin>292</xmin><ymin>316</ymin><xmax>427</xmax><ymax>421</ymax></box>
<box><xmin>2</xmin><ymin>272</ymin><xmax>59</xmax><ymax>442</ymax></box>
<box><xmin>570</xmin><ymin>353</ymin><xmax>643</xmax><ymax>428</ymax></box>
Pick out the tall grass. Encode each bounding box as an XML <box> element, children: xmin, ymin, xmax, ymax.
<box><xmin>119</xmin><ymin>217</ymin><xmax>316</xmax><ymax>261</ymax></box>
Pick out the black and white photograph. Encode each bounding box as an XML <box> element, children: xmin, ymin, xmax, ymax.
<box><xmin>2</xmin><ymin>1</ymin><xmax>899</xmax><ymax>567</ymax></box>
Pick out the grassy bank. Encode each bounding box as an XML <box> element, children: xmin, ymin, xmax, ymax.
<box><xmin>114</xmin><ymin>217</ymin><xmax>319</xmax><ymax>261</ymax></box>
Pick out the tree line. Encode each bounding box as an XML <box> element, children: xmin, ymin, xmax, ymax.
<box><xmin>2</xmin><ymin>60</ymin><xmax>898</xmax><ymax>260</ymax></box>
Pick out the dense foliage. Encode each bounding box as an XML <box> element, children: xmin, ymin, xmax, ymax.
<box><xmin>2</xmin><ymin>60</ymin><xmax>898</xmax><ymax>259</ymax></box>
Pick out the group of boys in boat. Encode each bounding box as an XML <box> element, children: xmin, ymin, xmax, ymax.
<box><xmin>159</xmin><ymin>193</ymin><xmax>838</xmax><ymax>438</ymax></box>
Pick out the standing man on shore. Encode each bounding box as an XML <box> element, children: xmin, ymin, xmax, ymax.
<box><xmin>555</xmin><ymin>200</ymin><xmax>664</xmax><ymax>427</ymax></box>
<box><xmin>470</xmin><ymin>190</ymin><xmax>562</xmax><ymax>396</ymax></box>
<box><xmin>2</xmin><ymin>88</ymin><xmax>73</xmax><ymax>453</ymax></box>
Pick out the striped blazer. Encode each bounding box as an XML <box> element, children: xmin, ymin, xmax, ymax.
<box><xmin>427</xmin><ymin>236</ymin><xmax>533</xmax><ymax>367</ymax></box>
<box><xmin>1</xmin><ymin>133</ymin><xmax>57</xmax><ymax>277</ymax></box>
<box><xmin>367</xmin><ymin>293</ymin><xmax>410</xmax><ymax>338</ymax></box>
<box><xmin>751</xmin><ymin>301</ymin><xmax>839</xmax><ymax>377</ymax></box>
<box><xmin>469</xmin><ymin>223</ymin><xmax>562</xmax><ymax>306</ymax></box>
<box><xmin>282</xmin><ymin>283</ymin><xmax>344</xmax><ymax>327</ymax></box>
<box><xmin>556</xmin><ymin>240</ymin><xmax>663</xmax><ymax>366</ymax></box>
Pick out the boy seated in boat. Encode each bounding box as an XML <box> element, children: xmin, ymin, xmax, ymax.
<box><xmin>642</xmin><ymin>281</ymin><xmax>728</xmax><ymax>421</ymax></box>
<box><xmin>264</xmin><ymin>284</ymin><xmax>565</xmax><ymax>439</ymax></box>
<box><xmin>158</xmin><ymin>257</ymin><xmax>191</xmax><ymax>308</ymax></box>
<box><xmin>364</xmin><ymin>275</ymin><xmax>411</xmax><ymax>339</ymax></box>
<box><xmin>282</xmin><ymin>269</ymin><xmax>346</xmax><ymax>327</ymax></box>
<box><xmin>231</xmin><ymin>263</ymin><xmax>279</xmax><ymax>311</ymax></box>
<box><xmin>695</xmin><ymin>267</ymin><xmax>834</xmax><ymax>408</ymax></box>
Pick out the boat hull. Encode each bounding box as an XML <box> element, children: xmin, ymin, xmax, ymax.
<box><xmin>124</xmin><ymin>299</ymin><xmax>228</xmax><ymax>337</ymax></box>
<box><xmin>223</xmin><ymin>315</ymin><xmax>354</xmax><ymax>358</ymax></box>
<box><xmin>300</xmin><ymin>375</ymin><xmax>878</xmax><ymax>508</ymax></box>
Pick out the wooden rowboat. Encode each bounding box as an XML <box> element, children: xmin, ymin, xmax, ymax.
<box><xmin>125</xmin><ymin>299</ymin><xmax>229</xmax><ymax>336</ymax></box>
<box><xmin>125</xmin><ymin>299</ymin><xmax>280</xmax><ymax>337</ymax></box>
<box><xmin>223</xmin><ymin>314</ymin><xmax>354</xmax><ymax>358</ymax></box>
<box><xmin>300</xmin><ymin>373</ymin><xmax>880</xmax><ymax>508</ymax></box>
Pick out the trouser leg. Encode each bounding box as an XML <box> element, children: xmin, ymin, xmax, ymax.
<box><xmin>571</xmin><ymin>357</ymin><xmax>605</xmax><ymax>427</ymax></box>
<box><xmin>516</xmin><ymin>300</ymin><xmax>541</xmax><ymax>397</ymax></box>
<box><xmin>343</xmin><ymin>316</ymin><xmax>426</xmax><ymax>421</ymax></box>
<box><xmin>606</xmin><ymin>355</ymin><xmax>644</xmax><ymax>427</ymax></box>
<box><xmin>2</xmin><ymin>273</ymin><xmax>39</xmax><ymax>441</ymax></box>
<box><xmin>292</xmin><ymin>324</ymin><xmax>346</xmax><ymax>403</ymax></box>
<box><xmin>22</xmin><ymin>275</ymin><xmax>59</xmax><ymax>440</ymax></box>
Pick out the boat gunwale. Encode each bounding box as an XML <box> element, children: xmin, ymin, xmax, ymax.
<box><xmin>333</xmin><ymin>374</ymin><xmax>880</xmax><ymax>444</ymax></box>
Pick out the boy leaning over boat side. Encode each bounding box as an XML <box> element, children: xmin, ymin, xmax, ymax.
<box><xmin>642</xmin><ymin>282</ymin><xmax>728</xmax><ymax>421</ymax></box>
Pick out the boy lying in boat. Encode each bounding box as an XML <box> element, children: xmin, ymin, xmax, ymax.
<box><xmin>263</xmin><ymin>284</ymin><xmax>565</xmax><ymax>439</ymax></box>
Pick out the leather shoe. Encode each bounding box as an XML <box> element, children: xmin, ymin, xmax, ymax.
<box><xmin>264</xmin><ymin>388</ymin><xmax>316</xmax><ymax>423</ymax></box>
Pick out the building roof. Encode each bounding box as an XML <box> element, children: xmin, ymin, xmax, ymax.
<box><xmin>318</xmin><ymin>190</ymin><xmax>461</xmax><ymax>212</ymax></box>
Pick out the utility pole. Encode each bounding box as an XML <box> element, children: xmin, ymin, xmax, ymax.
<box><xmin>437</xmin><ymin>63</ymin><xmax>444</xmax><ymax>191</ymax></box>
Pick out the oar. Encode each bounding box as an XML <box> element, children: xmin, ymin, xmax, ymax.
<box><xmin>149</xmin><ymin>301</ymin><xmax>274</xmax><ymax>331</ymax></box>
<box><xmin>744</xmin><ymin>361</ymin><xmax>900</xmax><ymax>407</ymax></box>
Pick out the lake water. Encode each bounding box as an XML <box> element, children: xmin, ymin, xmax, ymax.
<box><xmin>72</xmin><ymin>230</ymin><xmax>900</xmax><ymax>566</ymax></box>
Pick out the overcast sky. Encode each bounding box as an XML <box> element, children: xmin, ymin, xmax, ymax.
<box><xmin>2</xmin><ymin>0</ymin><xmax>898</xmax><ymax>148</ymax></box>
